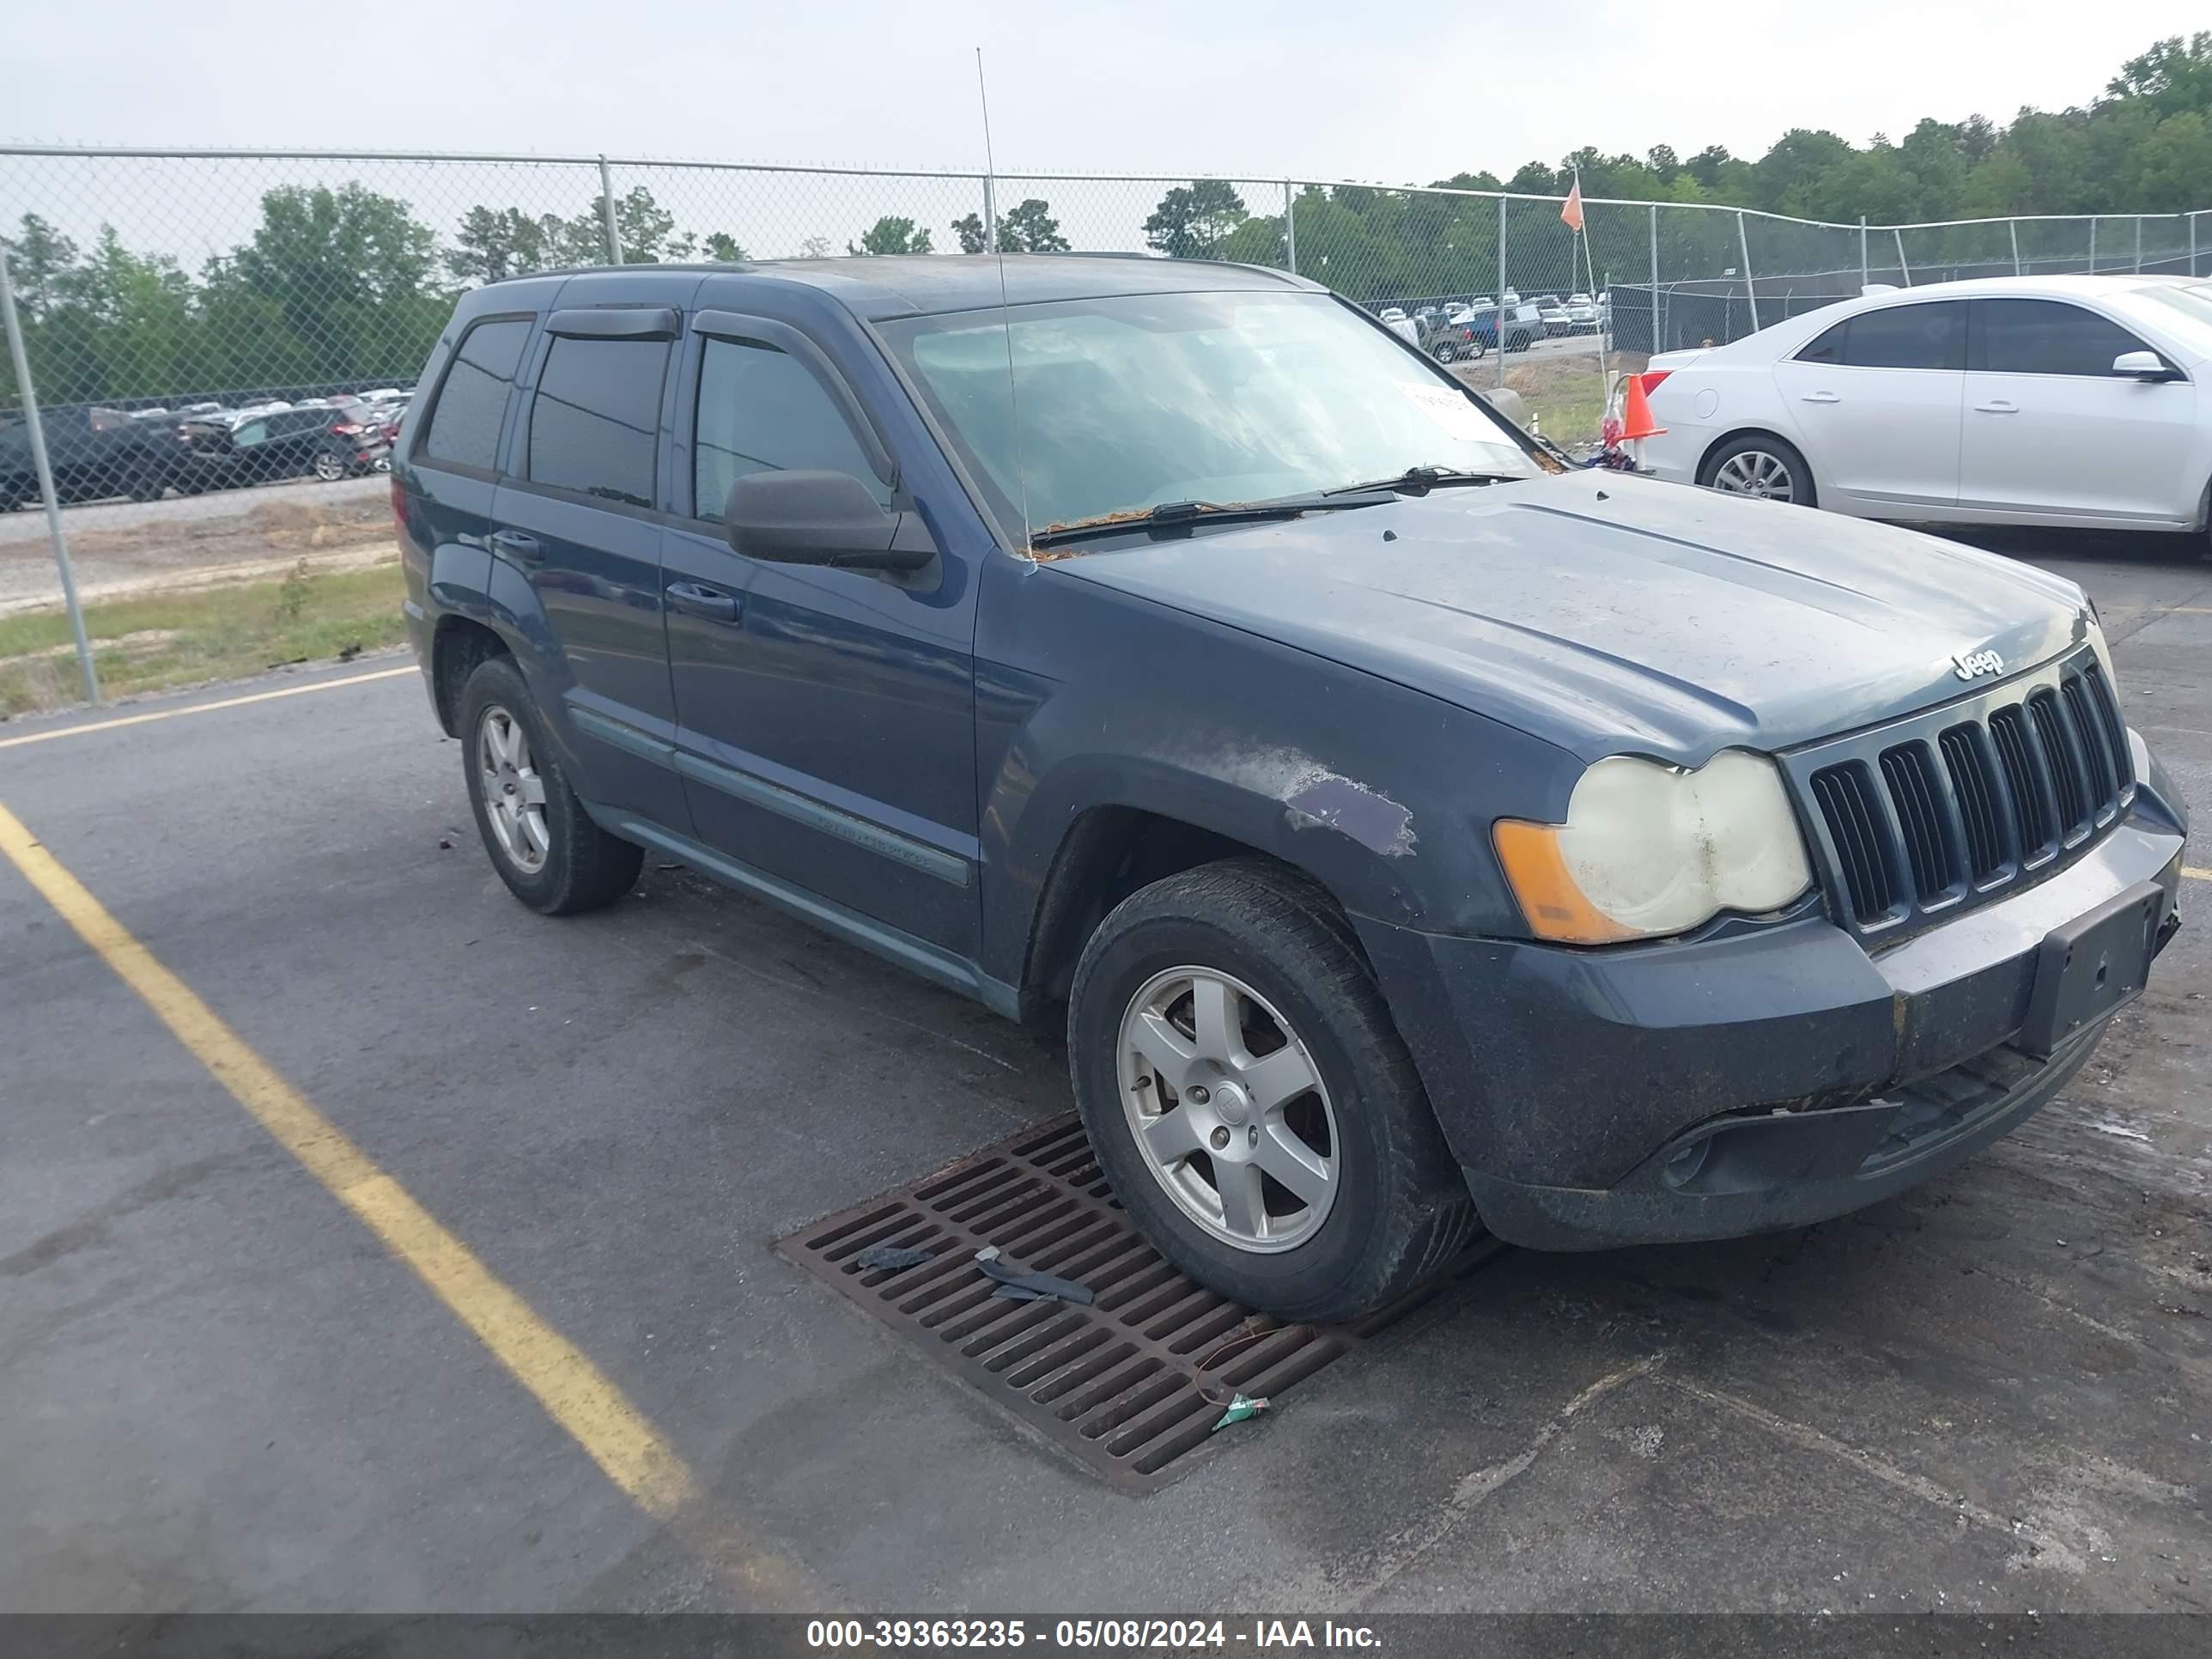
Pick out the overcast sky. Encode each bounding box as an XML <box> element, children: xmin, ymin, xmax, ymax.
<box><xmin>4</xmin><ymin>2</ymin><xmax>2206</xmax><ymax>182</ymax></box>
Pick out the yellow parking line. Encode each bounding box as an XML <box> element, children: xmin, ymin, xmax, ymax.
<box><xmin>0</xmin><ymin>800</ymin><xmax>805</xmax><ymax>1595</ymax></box>
<box><xmin>2185</xmin><ymin>866</ymin><xmax>2211</xmax><ymax>883</ymax></box>
<box><xmin>0</xmin><ymin>666</ymin><xmax>413</xmax><ymax>751</ymax></box>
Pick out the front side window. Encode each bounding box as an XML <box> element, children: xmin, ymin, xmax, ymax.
<box><xmin>880</xmin><ymin>290</ymin><xmax>1535</xmax><ymax>536</ymax></box>
<box><xmin>421</xmin><ymin>317</ymin><xmax>532</xmax><ymax>471</ymax></box>
<box><xmin>1978</xmin><ymin>298</ymin><xmax>2154</xmax><ymax>377</ymax></box>
<box><xmin>692</xmin><ymin>336</ymin><xmax>890</xmax><ymax>522</ymax></box>
<box><xmin>1841</xmin><ymin>301</ymin><xmax>1966</xmax><ymax>370</ymax></box>
<box><xmin>526</xmin><ymin>336</ymin><xmax>670</xmax><ymax>509</ymax></box>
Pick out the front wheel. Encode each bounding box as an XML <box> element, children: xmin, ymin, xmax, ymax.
<box><xmin>1699</xmin><ymin>434</ymin><xmax>1816</xmax><ymax>507</ymax></box>
<box><xmin>1067</xmin><ymin>860</ymin><xmax>1479</xmax><ymax>1322</ymax></box>
<box><xmin>459</xmin><ymin>655</ymin><xmax>643</xmax><ymax>915</ymax></box>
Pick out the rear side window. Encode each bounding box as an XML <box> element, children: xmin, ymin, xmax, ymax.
<box><xmin>420</xmin><ymin>317</ymin><xmax>532</xmax><ymax>472</ymax></box>
<box><xmin>1840</xmin><ymin>302</ymin><xmax>1965</xmax><ymax>370</ymax></box>
<box><xmin>1978</xmin><ymin>298</ymin><xmax>2154</xmax><ymax>377</ymax></box>
<box><xmin>1797</xmin><ymin>320</ymin><xmax>1848</xmax><ymax>363</ymax></box>
<box><xmin>526</xmin><ymin>336</ymin><xmax>669</xmax><ymax>509</ymax></box>
<box><xmin>692</xmin><ymin>336</ymin><xmax>890</xmax><ymax>522</ymax></box>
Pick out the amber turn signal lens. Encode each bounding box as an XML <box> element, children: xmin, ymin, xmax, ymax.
<box><xmin>1492</xmin><ymin>819</ymin><xmax>1639</xmax><ymax>945</ymax></box>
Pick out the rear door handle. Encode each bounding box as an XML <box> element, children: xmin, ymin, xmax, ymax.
<box><xmin>1974</xmin><ymin>400</ymin><xmax>2019</xmax><ymax>414</ymax></box>
<box><xmin>665</xmin><ymin>580</ymin><xmax>742</xmax><ymax>623</ymax></box>
<box><xmin>489</xmin><ymin>529</ymin><xmax>544</xmax><ymax>563</ymax></box>
<box><xmin>1800</xmin><ymin>391</ymin><xmax>1841</xmax><ymax>404</ymax></box>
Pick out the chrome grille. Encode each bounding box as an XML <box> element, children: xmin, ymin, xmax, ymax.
<box><xmin>1793</xmin><ymin>648</ymin><xmax>2130</xmax><ymax>935</ymax></box>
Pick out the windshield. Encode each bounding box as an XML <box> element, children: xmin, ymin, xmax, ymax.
<box><xmin>2126</xmin><ymin>283</ymin><xmax>2212</xmax><ymax>352</ymax></box>
<box><xmin>880</xmin><ymin>290</ymin><xmax>1535</xmax><ymax>538</ymax></box>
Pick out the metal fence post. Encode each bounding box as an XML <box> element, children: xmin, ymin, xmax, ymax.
<box><xmin>1284</xmin><ymin>180</ymin><xmax>1297</xmax><ymax>274</ymax></box>
<box><xmin>1894</xmin><ymin>228</ymin><xmax>1911</xmax><ymax>286</ymax></box>
<box><xmin>597</xmin><ymin>155</ymin><xmax>623</xmax><ymax>264</ymax></box>
<box><xmin>1859</xmin><ymin>216</ymin><xmax>1869</xmax><ymax>290</ymax></box>
<box><xmin>1735</xmin><ymin>212</ymin><xmax>1759</xmax><ymax>332</ymax></box>
<box><xmin>2135</xmin><ymin>215</ymin><xmax>2142</xmax><ymax>273</ymax></box>
<box><xmin>1496</xmin><ymin>195</ymin><xmax>1508</xmax><ymax>390</ymax></box>
<box><xmin>0</xmin><ymin>246</ymin><xmax>99</xmax><ymax>704</ymax></box>
<box><xmin>2009</xmin><ymin>219</ymin><xmax>2022</xmax><ymax>276</ymax></box>
<box><xmin>1648</xmin><ymin>204</ymin><xmax>1659</xmax><ymax>355</ymax></box>
<box><xmin>2193</xmin><ymin>210</ymin><xmax>2200</xmax><ymax>277</ymax></box>
<box><xmin>2087</xmin><ymin>216</ymin><xmax>2096</xmax><ymax>274</ymax></box>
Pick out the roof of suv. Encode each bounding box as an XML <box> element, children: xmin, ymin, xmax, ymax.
<box><xmin>478</xmin><ymin>253</ymin><xmax>1324</xmax><ymax>321</ymax></box>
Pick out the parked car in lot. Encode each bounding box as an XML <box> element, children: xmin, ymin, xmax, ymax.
<box><xmin>175</xmin><ymin>402</ymin><xmax>391</xmax><ymax>488</ymax></box>
<box><xmin>1565</xmin><ymin>293</ymin><xmax>1602</xmax><ymax>333</ymax></box>
<box><xmin>398</xmin><ymin>256</ymin><xmax>2186</xmax><ymax>1322</ymax></box>
<box><xmin>1468</xmin><ymin>302</ymin><xmax>1543</xmax><ymax>353</ymax></box>
<box><xmin>1</xmin><ymin>403</ymin><xmax>182</xmax><ymax>508</ymax></box>
<box><xmin>1533</xmin><ymin>295</ymin><xmax>1571</xmax><ymax>335</ymax></box>
<box><xmin>1421</xmin><ymin>313</ymin><xmax>1486</xmax><ymax>363</ymax></box>
<box><xmin>1639</xmin><ymin>275</ymin><xmax>2212</xmax><ymax>546</ymax></box>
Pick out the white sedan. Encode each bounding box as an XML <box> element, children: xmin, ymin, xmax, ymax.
<box><xmin>1639</xmin><ymin>275</ymin><xmax>2212</xmax><ymax>547</ymax></box>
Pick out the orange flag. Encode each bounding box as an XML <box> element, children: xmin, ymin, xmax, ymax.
<box><xmin>1560</xmin><ymin>179</ymin><xmax>1584</xmax><ymax>233</ymax></box>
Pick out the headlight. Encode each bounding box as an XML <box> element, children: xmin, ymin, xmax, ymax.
<box><xmin>2084</xmin><ymin>603</ymin><xmax>2120</xmax><ymax>692</ymax></box>
<box><xmin>1493</xmin><ymin>750</ymin><xmax>1813</xmax><ymax>944</ymax></box>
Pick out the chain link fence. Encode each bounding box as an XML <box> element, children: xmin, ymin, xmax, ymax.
<box><xmin>3</xmin><ymin>144</ymin><xmax>2209</xmax><ymax>623</ymax></box>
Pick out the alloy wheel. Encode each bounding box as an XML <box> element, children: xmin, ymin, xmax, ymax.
<box><xmin>1115</xmin><ymin>966</ymin><xmax>1338</xmax><ymax>1253</ymax></box>
<box><xmin>1711</xmin><ymin>449</ymin><xmax>1796</xmax><ymax>501</ymax></box>
<box><xmin>477</xmin><ymin>706</ymin><xmax>551</xmax><ymax>874</ymax></box>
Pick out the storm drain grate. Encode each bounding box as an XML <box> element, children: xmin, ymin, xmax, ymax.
<box><xmin>776</xmin><ymin>1115</ymin><xmax>1499</xmax><ymax>1492</ymax></box>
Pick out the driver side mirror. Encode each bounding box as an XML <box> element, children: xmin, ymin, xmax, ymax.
<box><xmin>2112</xmin><ymin>349</ymin><xmax>2177</xmax><ymax>381</ymax></box>
<box><xmin>723</xmin><ymin>470</ymin><xmax>933</xmax><ymax>571</ymax></box>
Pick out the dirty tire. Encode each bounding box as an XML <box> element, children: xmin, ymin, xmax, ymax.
<box><xmin>458</xmin><ymin>654</ymin><xmax>642</xmax><ymax>916</ymax></box>
<box><xmin>1067</xmin><ymin>858</ymin><xmax>1479</xmax><ymax>1323</ymax></box>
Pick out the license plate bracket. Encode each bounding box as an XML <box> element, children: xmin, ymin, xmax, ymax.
<box><xmin>2019</xmin><ymin>878</ymin><xmax>2164</xmax><ymax>1058</ymax></box>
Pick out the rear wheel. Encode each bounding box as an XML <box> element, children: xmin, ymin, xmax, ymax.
<box><xmin>312</xmin><ymin>448</ymin><xmax>348</xmax><ymax>483</ymax></box>
<box><xmin>459</xmin><ymin>655</ymin><xmax>643</xmax><ymax>915</ymax></box>
<box><xmin>1067</xmin><ymin>860</ymin><xmax>1479</xmax><ymax>1322</ymax></box>
<box><xmin>1431</xmin><ymin>341</ymin><xmax>1457</xmax><ymax>364</ymax></box>
<box><xmin>1700</xmin><ymin>434</ymin><xmax>1815</xmax><ymax>506</ymax></box>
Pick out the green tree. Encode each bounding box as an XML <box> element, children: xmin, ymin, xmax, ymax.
<box><xmin>848</xmin><ymin>216</ymin><xmax>933</xmax><ymax>256</ymax></box>
<box><xmin>951</xmin><ymin>198</ymin><xmax>1070</xmax><ymax>254</ymax></box>
<box><xmin>2</xmin><ymin>213</ymin><xmax>80</xmax><ymax>320</ymax></box>
<box><xmin>1143</xmin><ymin>180</ymin><xmax>1247</xmax><ymax>258</ymax></box>
<box><xmin>447</xmin><ymin>206</ymin><xmax>561</xmax><ymax>283</ymax></box>
<box><xmin>568</xmin><ymin>186</ymin><xmax>684</xmax><ymax>263</ymax></box>
<box><xmin>700</xmin><ymin>233</ymin><xmax>748</xmax><ymax>262</ymax></box>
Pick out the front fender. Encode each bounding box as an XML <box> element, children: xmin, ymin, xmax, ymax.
<box><xmin>975</xmin><ymin>561</ymin><xmax>1581</xmax><ymax>987</ymax></box>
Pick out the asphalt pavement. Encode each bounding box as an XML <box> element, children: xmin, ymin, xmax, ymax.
<box><xmin>1</xmin><ymin>533</ymin><xmax>2207</xmax><ymax>1615</ymax></box>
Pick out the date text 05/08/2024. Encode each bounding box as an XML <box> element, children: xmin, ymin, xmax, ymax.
<box><xmin>805</xmin><ymin>1620</ymin><xmax>1381</xmax><ymax>1650</ymax></box>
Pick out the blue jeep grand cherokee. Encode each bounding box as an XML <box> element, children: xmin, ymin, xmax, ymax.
<box><xmin>397</xmin><ymin>255</ymin><xmax>2187</xmax><ymax>1321</ymax></box>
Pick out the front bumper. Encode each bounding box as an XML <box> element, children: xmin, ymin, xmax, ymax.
<box><xmin>1357</xmin><ymin>769</ymin><xmax>2187</xmax><ymax>1251</ymax></box>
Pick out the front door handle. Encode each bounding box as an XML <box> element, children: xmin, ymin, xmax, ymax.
<box><xmin>1800</xmin><ymin>390</ymin><xmax>1841</xmax><ymax>404</ymax></box>
<box><xmin>489</xmin><ymin>528</ymin><xmax>544</xmax><ymax>563</ymax></box>
<box><xmin>665</xmin><ymin>581</ymin><xmax>742</xmax><ymax>623</ymax></box>
<box><xmin>1974</xmin><ymin>399</ymin><xmax>2019</xmax><ymax>414</ymax></box>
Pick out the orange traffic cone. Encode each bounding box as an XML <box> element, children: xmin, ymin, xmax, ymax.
<box><xmin>1620</xmin><ymin>373</ymin><xmax>1667</xmax><ymax>441</ymax></box>
<box><xmin>1619</xmin><ymin>372</ymin><xmax>1667</xmax><ymax>473</ymax></box>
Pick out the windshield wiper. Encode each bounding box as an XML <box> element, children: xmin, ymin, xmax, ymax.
<box><xmin>1322</xmin><ymin>465</ymin><xmax>1521</xmax><ymax>498</ymax></box>
<box><xmin>1028</xmin><ymin>495</ymin><xmax>1383</xmax><ymax>550</ymax></box>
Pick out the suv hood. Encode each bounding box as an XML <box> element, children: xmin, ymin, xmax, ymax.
<box><xmin>1049</xmin><ymin>472</ymin><xmax>2090</xmax><ymax>764</ymax></box>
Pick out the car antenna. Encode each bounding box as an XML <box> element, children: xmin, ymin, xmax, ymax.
<box><xmin>975</xmin><ymin>46</ymin><xmax>1034</xmax><ymax>555</ymax></box>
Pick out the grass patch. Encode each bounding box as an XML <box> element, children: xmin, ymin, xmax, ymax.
<box><xmin>1456</xmin><ymin>349</ymin><xmax>1650</xmax><ymax>447</ymax></box>
<box><xmin>0</xmin><ymin>558</ymin><xmax>408</xmax><ymax>718</ymax></box>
